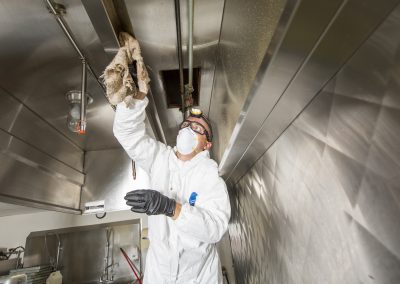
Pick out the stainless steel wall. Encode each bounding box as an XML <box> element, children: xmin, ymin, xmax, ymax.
<box><xmin>228</xmin><ymin>4</ymin><xmax>400</xmax><ymax>283</ymax></box>
<box><xmin>0</xmin><ymin>88</ymin><xmax>83</xmax><ymax>213</ymax></box>
<box><xmin>0</xmin><ymin>0</ymin><xmax>120</xmax><ymax>213</ymax></box>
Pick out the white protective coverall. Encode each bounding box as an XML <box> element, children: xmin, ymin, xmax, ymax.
<box><xmin>113</xmin><ymin>97</ymin><xmax>231</xmax><ymax>284</ymax></box>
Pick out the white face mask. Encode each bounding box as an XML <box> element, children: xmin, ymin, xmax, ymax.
<box><xmin>176</xmin><ymin>127</ymin><xmax>198</xmax><ymax>155</ymax></box>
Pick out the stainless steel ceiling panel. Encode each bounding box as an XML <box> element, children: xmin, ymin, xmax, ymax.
<box><xmin>0</xmin><ymin>130</ymin><xmax>84</xmax><ymax>185</ymax></box>
<box><xmin>0</xmin><ymin>202</ymin><xmax>43</xmax><ymax>217</ymax></box>
<box><xmin>0</xmin><ymin>0</ymin><xmax>120</xmax><ymax>151</ymax></box>
<box><xmin>61</xmin><ymin>0</ymin><xmax>165</xmax><ymax>144</ymax></box>
<box><xmin>0</xmin><ymin>87</ymin><xmax>84</xmax><ymax>170</ymax></box>
<box><xmin>81</xmin><ymin>0</ymin><xmax>120</xmax><ymax>58</ymax></box>
<box><xmin>125</xmin><ymin>0</ymin><xmax>225</xmax><ymax>145</ymax></box>
<box><xmin>209</xmin><ymin>0</ymin><xmax>290</xmax><ymax>162</ymax></box>
<box><xmin>0</xmin><ymin>153</ymin><xmax>81</xmax><ymax>212</ymax></box>
<box><xmin>0</xmin><ymin>128</ymin><xmax>82</xmax><ymax>213</ymax></box>
<box><xmin>55</xmin><ymin>0</ymin><xmax>111</xmax><ymax>77</ymax></box>
<box><xmin>0</xmin><ymin>195</ymin><xmax>79</xmax><ymax>215</ymax></box>
<box><xmin>222</xmin><ymin>0</ymin><xmax>400</xmax><ymax>184</ymax></box>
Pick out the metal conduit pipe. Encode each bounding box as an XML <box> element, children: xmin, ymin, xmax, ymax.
<box><xmin>188</xmin><ymin>0</ymin><xmax>194</xmax><ymax>89</ymax></box>
<box><xmin>183</xmin><ymin>0</ymin><xmax>195</xmax><ymax>117</ymax></box>
<box><xmin>174</xmin><ymin>0</ymin><xmax>185</xmax><ymax>119</ymax></box>
<box><xmin>45</xmin><ymin>0</ymin><xmax>115</xmax><ymax>131</ymax></box>
<box><xmin>45</xmin><ymin>0</ymin><xmax>84</xmax><ymax>59</ymax></box>
<box><xmin>80</xmin><ymin>59</ymin><xmax>87</xmax><ymax>133</ymax></box>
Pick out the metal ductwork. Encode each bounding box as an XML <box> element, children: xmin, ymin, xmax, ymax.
<box><xmin>81</xmin><ymin>0</ymin><xmax>166</xmax><ymax>144</ymax></box>
<box><xmin>1</xmin><ymin>0</ymin><xmax>400</xmax><ymax>283</ymax></box>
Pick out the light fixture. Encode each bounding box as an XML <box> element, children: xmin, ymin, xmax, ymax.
<box><xmin>65</xmin><ymin>90</ymin><xmax>93</xmax><ymax>134</ymax></box>
<box><xmin>47</xmin><ymin>1</ymin><xmax>98</xmax><ymax>135</ymax></box>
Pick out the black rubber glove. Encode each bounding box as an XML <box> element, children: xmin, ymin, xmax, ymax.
<box><xmin>124</xmin><ymin>190</ymin><xmax>176</xmax><ymax>217</ymax></box>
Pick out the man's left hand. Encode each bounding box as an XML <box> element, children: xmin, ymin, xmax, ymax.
<box><xmin>124</xmin><ymin>189</ymin><xmax>176</xmax><ymax>217</ymax></box>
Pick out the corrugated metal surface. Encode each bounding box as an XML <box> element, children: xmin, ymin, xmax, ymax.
<box><xmin>228</xmin><ymin>4</ymin><xmax>400</xmax><ymax>283</ymax></box>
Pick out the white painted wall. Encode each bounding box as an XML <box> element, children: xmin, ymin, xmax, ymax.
<box><xmin>0</xmin><ymin>210</ymin><xmax>147</xmax><ymax>250</ymax></box>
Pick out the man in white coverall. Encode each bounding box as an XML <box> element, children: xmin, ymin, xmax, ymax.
<box><xmin>113</xmin><ymin>93</ymin><xmax>231</xmax><ymax>284</ymax></box>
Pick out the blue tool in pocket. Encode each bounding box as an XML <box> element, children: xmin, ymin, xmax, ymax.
<box><xmin>189</xmin><ymin>192</ymin><xmax>198</xmax><ymax>206</ymax></box>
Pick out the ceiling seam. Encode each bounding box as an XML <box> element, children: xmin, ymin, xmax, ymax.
<box><xmin>0</xmin><ymin>127</ymin><xmax>85</xmax><ymax>174</ymax></box>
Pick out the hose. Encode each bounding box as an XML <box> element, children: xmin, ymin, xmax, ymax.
<box><xmin>120</xmin><ymin>248</ymin><xmax>142</xmax><ymax>284</ymax></box>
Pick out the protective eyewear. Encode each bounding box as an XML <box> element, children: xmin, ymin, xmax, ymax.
<box><xmin>179</xmin><ymin>120</ymin><xmax>212</xmax><ymax>142</ymax></box>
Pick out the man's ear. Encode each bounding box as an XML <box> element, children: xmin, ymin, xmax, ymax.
<box><xmin>204</xmin><ymin>141</ymin><xmax>212</xmax><ymax>150</ymax></box>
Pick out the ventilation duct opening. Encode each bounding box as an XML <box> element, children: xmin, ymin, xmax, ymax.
<box><xmin>161</xmin><ymin>68</ymin><xmax>201</xmax><ymax>108</ymax></box>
